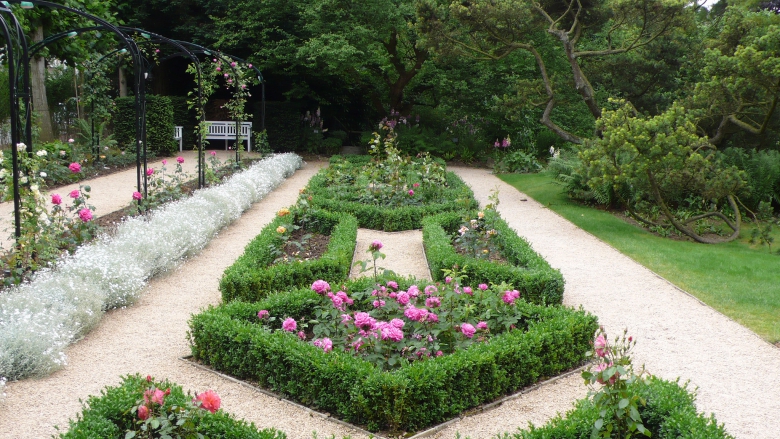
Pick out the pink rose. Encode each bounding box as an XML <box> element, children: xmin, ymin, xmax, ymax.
<box><xmin>354</xmin><ymin>312</ymin><xmax>376</xmax><ymax>330</ymax></box>
<box><xmin>425</xmin><ymin>297</ymin><xmax>441</xmax><ymax>308</ymax></box>
<box><xmin>132</xmin><ymin>191</ymin><xmax>143</xmax><ymax>201</ymax></box>
<box><xmin>436</xmin><ymin>350</ymin><xmax>443</xmax><ymax>357</ymax></box>
<box><xmin>282</xmin><ymin>318</ymin><xmax>297</xmax><ymax>332</ymax></box>
<box><xmin>146</xmin><ymin>168</ymin><xmax>154</xmax><ymax>176</ymax></box>
<box><xmin>502</xmin><ymin>290</ymin><xmax>520</xmax><ymax>305</ymax></box>
<box><xmin>445</xmin><ymin>276</ymin><xmax>452</xmax><ymax>284</ymax></box>
<box><xmin>595</xmin><ymin>362</ymin><xmax>618</xmax><ymax>385</ymax></box>
<box><xmin>257</xmin><ymin>310</ymin><xmax>269</xmax><ymax>319</ymax></box>
<box><xmin>477</xmin><ymin>321</ymin><xmax>488</xmax><ymax>330</ymax></box>
<box><xmin>390</xmin><ymin>318</ymin><xmax>405</xmax><ymax>329</ymax></box>
<box><xmin>69</xmin><ymin>190</ymin><xmax>80</xmax><ymax>199</ymax></box>
<box><xmin>463</xmin><ymin>286</ymin><xmax>473</xmax><ymax>295</ymax></box>
<box><xmin>210</xmin><ymin>151</ymin><xmax>216</xmax><ymax>156</ymax></box>
<box><xmin>216</xmin><ymin>67</ymin><xmax>221</xmax><ymax>72</ymax></box>
<box><xmin>396</xmin><ymin>291</ymin><xmax>410</xmax><ymax>305</ymax></box>
<box><xmin>51</xmin><ymin>194</ymin><xmax>62</xmax><ymax>205</ymax></box>
<box><xmin>298</xmin><ymin>331</ymin><xmax>306</xmax><ymax>340</ymax></box>
<box><xmin>408</xmin><ymin>189</ymin><xmax>414</xmax><ymax>196</ymax></box>
<box><xmin>369</xmin><ymin>240</ymin><xmax>383</xmax><ymax>251</ymax></box>
<box><xmin>311</xmin><ymin>280</ymin><xmax>330</xmax><ymax>294</ymax></box>
<box><xmin>314</xmin><ymin>337</ymin><xmax>333</xmax><ymax>352</ymax></box>
<box><xmin>194</xmin><ymin>390</ymin><xmax>221</xmax><ymax>413</ymax></box>
<box><xmin>78</xmin><ymin>208</ymin><xmax>93</xmax><ymax>222</ymax></box>
<box><xmin>372</xmin><ymin>299</ymin><xmax>385</xmax><ymax>308</ymax></box>
<box><xmin>387</xmin><ymin>281</ymin><xmax>398</xmax><ymax>290</ymax></box>
<box><xmin>478</xmin><ymin>283</ymin><xmax>489</xmax><ymax>291</ymax></box>
<box><xmin>68</xmin><ymin>162</ymin><xmax>81</xmax><ymax>173</ymax></box>
<box><xmin>594</xmin><ymin>334</ymin><xmax>608</xmax><ymax>358</ymax></box>
<box><xmin>137</xmin><ymin>405</ymin><xmax>150</xmax><ymax>420</ymax></box>
<box><xmin>177</xmin><ymin>156</ymin><xmax>184</xmax><ymax>164</ymax></box>
<box><xmin>461</xmin><ymin>323</ymin><xmax>476</xmax><ymax>338</ymax></box>
<box><xmin>161</xmin><ymin>159</ymin><xmax>167</xmax><ymax>166</ymax></box>
<box><xmin>413</xmin><ymin>182</ymin><xmax>420</xmax><ymax>188</ymax></box>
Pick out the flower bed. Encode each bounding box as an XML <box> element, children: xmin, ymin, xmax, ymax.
<box><xmin>423</xmin><ymin>210</ymin><xmax>565</xmax><ymax>305</ymax></box>
<box><xmin>220</xmin><ymin>208</ymin><xmax>358</xmax><ymax>302</ymax></box>
<box><xmin>305</xmin><ymin>156</ymin><xmax>478</xmax><ymax>231</ymax></box>
<box><xmin>189</xmin><ymin>276</ymin><xmax>597</xmax><ymax>433</ymax></box>
<box><xmin>503</xmin><ymin>376</ymin><xmax>732</xmax><ymax>439</ymax></box>
<box><xmin>59</xmin><ymin>374</ymin><xmax>286</xmax><ymax>439</ymax></box>
<box><xmin>0</xmin><ymin>154</ymin><xmax>302</xmax><ymax>381</ymax></box>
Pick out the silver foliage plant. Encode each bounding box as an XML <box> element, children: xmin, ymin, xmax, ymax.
<box><xmin>0</xmin><ymin>154</ymin><xmax>303</xmax><ymax>381</ymax></box>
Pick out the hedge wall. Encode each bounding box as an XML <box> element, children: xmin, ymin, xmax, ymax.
<box><xmin>306</xmin><ymin>170</ymin><xmax>477</xmax><ymax>231</ymax></box>
<box><xmin>59</xmin><ymin>374</ymin><xmax>287</xmax><ymax>439</ymax></box>
<box><xmin>169</xmin><ymin>95</ymin><xmax>197</xmax><ymax>151</ymax></box>
<box><xmin>114</xmin><ymin>95</ymin><xmax>176</xmax><ymax>155</ymax></box>
<box><xmin>423</xmin><ymin>211</ymin><xmax>565</xmax><ymax>305</ymax></box>
<box><xmin>189</xmin><ymin>285</ymin><xmax>597</xmax><ymax>433</ymax></box>
<box><xmin>504</xmin><ymin>377</ymin><xmax>733</xmax><ymax>439</ymax></box>
<box><xmin>220</xmin><ymin>209</ymin><xmax>358</xmax><ymax>302</ymax></box>
<box><xmin>261</xmin><ymin>101</ymin><xmax>301</xmax><ymax>152</ymax></box>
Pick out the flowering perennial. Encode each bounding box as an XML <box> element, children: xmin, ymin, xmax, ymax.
<box><xmin>0</xmin><ymin>154</ymin><xmax>302</xmax><ymax>380</ymax></box>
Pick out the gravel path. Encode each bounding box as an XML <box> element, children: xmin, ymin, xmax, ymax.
<box><xmin>349</xmin><ymin>229</ymin><xmax>432</xmax><ymax>281</ymax></box>
<box><xmin>0</xmin><ymin>150</ymin><xmax>258</xmax><ymax>249</ymax></box>
<box><xmin>2</xmin><ymin>163</ymin><xmax>778</xmax><ymax>439</ymax></box>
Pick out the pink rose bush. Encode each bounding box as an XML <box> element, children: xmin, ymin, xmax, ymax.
<box><xmin>68</xmin><ymin>162</ymin><xmax>81</xmax><ymax>173</ymax></box>
<box><xmin>256</xmin><ymin>276</ymin><xmax>528</xmax><ymax>370</ymax></box>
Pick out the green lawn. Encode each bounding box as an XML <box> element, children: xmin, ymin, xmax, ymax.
<box><xmin>500</xmin><ymin>172</ymin><xmax>780</xmax><ymax>344</ymax></box>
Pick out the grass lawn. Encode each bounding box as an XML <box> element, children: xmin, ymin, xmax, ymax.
<box><xmin>500</xmin><ymin>171</ymin><xmax>780</xmax><ymax>344</ymax></box>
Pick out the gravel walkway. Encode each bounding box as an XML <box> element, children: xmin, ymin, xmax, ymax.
<box><xmin>1</xmin><ymin>164</ymin><xmax>777</xmax><ymax>439</ymax></box>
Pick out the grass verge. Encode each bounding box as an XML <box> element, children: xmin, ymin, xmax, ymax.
<box><xmin>500</xmin><ymin>171</ymin><xmax>780</xmax><ymax>344</ymax></box>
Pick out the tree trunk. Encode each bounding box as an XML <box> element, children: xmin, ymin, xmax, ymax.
<box><xmin>555</xmin><ymin>31</ymin><xmax>602</xmax><ymax>120</ymax></box>
<box><xmin>118</xmin><ymin>66</ymin><xmax>128</xmax><ymax>97</ymax></box>
<box><xmin>31</xmin><ymin>25</ymin><xmax>54</xmax><ymax>142</ymax></box>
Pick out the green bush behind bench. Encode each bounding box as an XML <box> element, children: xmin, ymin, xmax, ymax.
<box><xmin>423</xmin><ymin>211</ymin><xmax>565</xmax><ymax>305</ymax></box>
<box><xmin>502</xmin><ymin>376</ymin><xmax>732</xmax><ymax>439</ymax></box>
<box><xmin>189</xmin><ymin>280</ymin><xmax>597</xmax><ymax>433</ymax></box>
<box><xmin>220</xmin><ymin>209</ymin><xmax>358</xmax><ymax>302</ymax></box>
<box><xmin>59</xmin><ymin>374</ymin><xmax>286</xmax><ymax>439</ymax></box>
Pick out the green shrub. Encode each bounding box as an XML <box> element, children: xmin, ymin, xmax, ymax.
<box><xmin>423</xmin><ymin>211</ymin><xmax>565</xmax><ymax>305</ymax></box>
<box><xmin>59</xmin><ymin>374</ymin><xmax>287</xmax><ymax>439</ymax></box>
<box><xmin>169</xmin><ymin>95</ymin><xmax>198</xmax><ymax>151</ymax></box>
<box><xmin>114</xmin><ymin>95</ymin><xmax>176</xmax><ymax>155</ymax></box>
<box><xmin>261</xmin><ymin>101</ymin><xmax>301</xmax><ymax>152</ymax></box>
<box><xmin>306</xmin><ymin>162</ymin><xmax>477</xmax><ymax>231</ymax></box>
<box><xmin>220</xmin><ymin>209</ymin><xmax>358</xmax><ymax>302</ymax></box>
<box><xmin>501</xmin><ymin>377</ymin><xmax>732</xmax><ymax>439</ymax></box>
<box><xmin>189</xmin><ymin>283</ymin><xmax>597</xmax><ymax>433</ymax></box>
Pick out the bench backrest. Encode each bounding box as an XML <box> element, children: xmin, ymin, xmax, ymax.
<box><xmin>205</xmin><ymin>121</ymin><xmax>252</xmax><ymax>138</ymax></box>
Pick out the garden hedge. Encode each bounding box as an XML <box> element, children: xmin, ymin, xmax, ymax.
<box><xmin>423</xmin><ymin>211</ymin><xmax>565</xmax><ymax>305</ymax></box>
<box><xmin>169</xmin><ymin>95</ymin><xmax>197</xmax><ymax>151</ymax></box>
<box><xmin>114</xmin><ymin>95</ymin><xmax>176</xmax><ymax>155</ymax></box>
<box><xmin>189</xmin><ymin>284</ymin><xmax>597</xmax><ymax>433</ymax></box>
<box><xmin>504</xmin><ymin>376</ymin><xmax>732</xmax><ymax>439</ymax></box>
<box><xmin>59</xmin><ymin>374</ymin><xmax>287</xmax><ymax>439</ymax></box>
<box><xmin>220</xmin><ymin>209</ymin><xmax>358</xmax><ymax>302</ymax></box>
<box><xmin>306</xmin><ymin>166</ymin><xmax>477</xmax><ymax>231</ymax></box>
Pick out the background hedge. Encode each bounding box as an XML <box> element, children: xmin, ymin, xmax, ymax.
<box><xmin>114</xmin><ymin>95</ymin><xmax>176</xmax><ymax>155</ymax></box>
<box><xmin>503</xmin><ymin>376</ymin><xmax>732</xmax><ymax>439</ymax></box>
<box><xmin>423</xmin><ymin>211</ymin><xmax>565</xmax><ymax>305</ymax></box>
<box><xmin>260</xmin><ymin>101</ymin><xmax>301</xmax><ymax>152</ymax></box>
<box><xmin>220</xmin><ymin>209</ymin><xmax>358</xmax><ymax>302</ymax></box>
<box><xmin>306</xmin><ymin>169</ymin><xmax>477</xmax><ymax>231</ymax></box>
<box><xmin>59</xmin><ymin>374</ymin><xmax>287</xmax><ymax>439</ymax></box>
<box><xmin>169</xmin><ymin>95</ymin><xmax>198</xmax><ymax>151</ymax></box>
<box><xmin>189</xmin><ymin>284</ymin><xmax>597</xmax><ymax>433</ymax></box>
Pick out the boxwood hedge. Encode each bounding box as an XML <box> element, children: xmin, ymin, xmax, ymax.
<box><xmin>59</xmin><ymin>374</ymin><xmax>286</xmax><ymax>439</ymax></box>
<box><xmin>503</xmin><ymin>376</ymin><xmax>732</xmax><ymax>439</ymax></box>
<box><xmin>220</xmin><ymin>209</ymin><xmax>358</xmax><ymax>302</ymax></box>
<box><xmin>305</xmin><ymin>159</ymin><xmax>477</xmax><ymax>231</ymax></box>
<box><xmin>188</xmin><ymin>281</ymin><xmax>598</xmax><ymax>433</ymax></box>
<box><xmin>423</xmin><ymin>211</ymin><xmax>565</xmax><ymax>306</ymax></box>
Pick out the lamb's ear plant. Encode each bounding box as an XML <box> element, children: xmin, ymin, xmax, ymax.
<box><xmin>581</xmin><ymin>328</ymin><xmax>651</xmax><ymax>439</ymax></box>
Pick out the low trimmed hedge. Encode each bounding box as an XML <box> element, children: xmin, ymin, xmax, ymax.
<box><xmin>189</xmin><ymin>282</ymin><xmax>597</xmax><ymax>433</ymax></box>
<box><xmin>423</xmin><ymin>211</ymin><xmax>565</xmax><ymax>305</ymax></box>
<box><xmin>306</xmin><ymin>161</ymin><xmax>477</xmax><ymax>231</ymax></box>
<box><xmin>220</xmin><ymin>209</ymin><xmax>358</xmax><ymax>302</ymax></box>
<box><xmin>503</xmin><ymin>376</ymin><xmax>732</xmax><ymax>439</ymax></box>
<box><xmin>59</xmin><ymin>374</ymin><xmax>287</xmax><ymax>439</ymax></box>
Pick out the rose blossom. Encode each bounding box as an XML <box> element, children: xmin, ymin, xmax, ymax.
<box><xmin>390</xmin><ymin>318</ymin><xmax>405</xmax><ymax>329</ymax></box>
<box><xmin>137</xmin><ymin>405</ymin><xmax>150</xmax><ymax>420</ymax></box>
<box><xmin>408</xmin><ymin>189</ymin><xmax>414</xmax><ymax>196</ymax></box>
<box><xmin>146</xmin><ymin>168</ymin><xmax>154</xmax><ymax>176</ymax></box>
<box><xmin>341</xmin><ymin>314</ymin><xmax>352</xmax><ymax>324</ymax></box>
<box><xmin>461</xmin><ymin>323</ymin><xmax>476</xmax><ymax>338</ymax></box>
<box><xmin>282</xmin><ymin>318</ymin><xmax>297</xmax><ymax>332</ymax></box>
<box><xmin>144</xmin><ymin>388</ymin><xmax>165</xmax><ymax>406</ymax></box>
<box><xmin>354</xmin><ymin>312</ymin><xmax>376</xmax><ymax>330</ymax></box>
<box><xmin>387</xmin><ymin>281</ymin><xmax>398</xmax><ymax>290</ymax></box>
<box><xmin>257</xmin><ymin>310</ymin><xmax>269</xmax><ymax>319</ymax></box>
<box><xmin>132</xmin><ymin>191</ymin><xmax>143</xmax><ymax>201</ymax></box>
<box><xmin>68</xmin><ymin>162</ymin><xmax>81</xmax><ymax>173</ymax></box>
<box><xmin>478</xmin><ymin>283</ymin><xmax>488</xmax><ymax>291</ymax></box>
<box><xmin>372</xmin><ymin>300</ymin><xmax>385</xmax><ymax>308</ymax></box>
<box><xmin>502</xmin><ymin>290</ymin><xmax>520</xmax><ymax>305</ymax></box>
<box><xmin>298</xmin><ymin>331</ymin><xmax>306</xmax><ymax>340</ymax></box>
<box><xmin>177</xmin><ymin>156</ymin><xmax>184</xmax><ymax>164</ymax></box>
<box><xmin>311</xmin><ymin>279</ymin><xmax>330</xmax><ymax>294</ymax></box>
<box><xmin>427</xmin><ymin>312</ymin><xmax>439</xmax><ymax>323</ymax></box>
<box><xmin>51</xmin><ymin>194</ymin><xmax>62</xmax><ymax>205</ymax></box>
<box><xmin>425</xmin><ymin>297</ymin><xmax>441</xmax><ymax>308</ymax></box>
<box><xmin>477</xmin><ymin>321</ymin><xmax>488</xmax><ymax>330</ymax></box>
<box><xmin>396</xmin><ymin>291</ymin><xmax>410</xmax><ymax>305</ymax></box>
<box><xmin>445</xmin><ymin>276</ymin><xmax>452</xmax><ymax>284</ymax></box>
<box><xmin>407</xmin><ymin>285</ymin><xmax>420</xmax><ymax>297</ymax></box>
<box><xmin>161</xmin><ymin>159</ymin><xmax>167</xmax><ymax>166</ymax></box>
<box><xmin>424</xmin><ymin>285</ymin><xmax>437</xmax><ymax>295</ymax></box>
<box><xmin>413</xmin><ymin>182</ymin><xmax>420</xmax><ymax>188</ymax></box>
<box><xmin>78</xmin><ymin>209</ymin><xmax>93</xmax><ymax>222</ymax></box>
<box><xmin>210</xmin><ymin>150</ymin><xmax>217</xmax><ymax>156</ymax></box>
<box><xmin>313</xmin><ymin>338</ymin><xmax>333</xmax><ymax>352</ymax></box>
<box><xmin>369</xmin><ymin>240</ymin><xmax>383</xmax><ymax>251</ymax></box>
<box><xmin>594</xmin><ymin>334</ymin><xmax>607</xmax><ymax>358</ymax></box>
<box><xmin>69</xmin><ymin>190</ymin><xmax>80</xmax><ymax>199</ymax></box>
<box><xmin>194</xmin><ymin>390</ymin><xmax>221</xmax><ymax>413</ymax></box>
<box><xmin>595</xmin><ymin>362</ymin><xmax>618</xmax><ymax>385</ymax></box>
<box><xmin>463</xmin><ymin>286</ymin><xmax>473</xmax><ymax>295</ymax></box>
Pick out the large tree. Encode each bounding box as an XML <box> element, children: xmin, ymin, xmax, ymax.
<box><xmin>419</xmin><ymin>0</ymin><xmax>696</xmax><ymax>143</ymax></box>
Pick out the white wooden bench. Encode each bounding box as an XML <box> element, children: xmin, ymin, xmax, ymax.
<box><xmin>175</xmin><ymin>122</ymin><xmax>253</xmax><ymax>152</ymax></box>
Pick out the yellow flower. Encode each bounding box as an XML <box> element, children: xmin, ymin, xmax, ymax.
<box><xmin>277</xmin><ymin>208</ymin><xmax>290</xmax><ymax>217</ymax></box>
<box><xmin>482</xmin><ymin>249</ymin><xmax>489</xmax><ymax>254</ymax></box>
<box><xmin>276</xmin><ymin>226</ymin><xmax>287</xmax><ymax>234</ymax></box>
<box><xmin>477</xmin><ymin>211</ymin><xmax>484</xmax><ymax>219</ymax></box>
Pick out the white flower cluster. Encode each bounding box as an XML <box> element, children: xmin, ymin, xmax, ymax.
<box><xmin>0</xmin><ymin>154</ymin><xmax>302</xmax><ymax>380</ymax></box>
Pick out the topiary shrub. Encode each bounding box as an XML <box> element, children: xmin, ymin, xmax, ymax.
<box><xmin>220</xmin><ymin>209</ymin><xmax>358</xmax><ymax>302</ymax></box>
<box><xmin>59</xmin><ymin>374</ymin><xmax>287</xmax><ymax>439</ymax></box>
<box><xmin>189</xmin><ymin>278</ymin><xmax>597</xmax><ymax>433</ymax></box>
<box><xmin>423</xmin><ymin>211</ymin><xmax>565</xmax><ymax>305</ymax></box>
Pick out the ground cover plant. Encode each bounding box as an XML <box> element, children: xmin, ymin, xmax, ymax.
<box><xmin>423</xmin><ymin>209</ymin><xmax>564</xmax><ymax>306</ymax></box>
<box><xmin>220</xmin><ymin>199</ymin><xmax>358</xmax><ymax>302</ymax></box>
<box><xmin>188</xmin><ymin>276</ymin><xmax>598</xmax><ymax>434</ymax></box>
<box><xmin>0</xmin><ymin>154</ymin><xmax>303</xmax><ymax>381</ymax></box>
<box><xmin>500</xmin><ymin>171</ymin><xmax>780</xmax><ymax>343</ymax></box>
<box><xmin>59</xmin><ymin>374</ymin><xmax>287</xmax><ymax>439</ymax></box>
